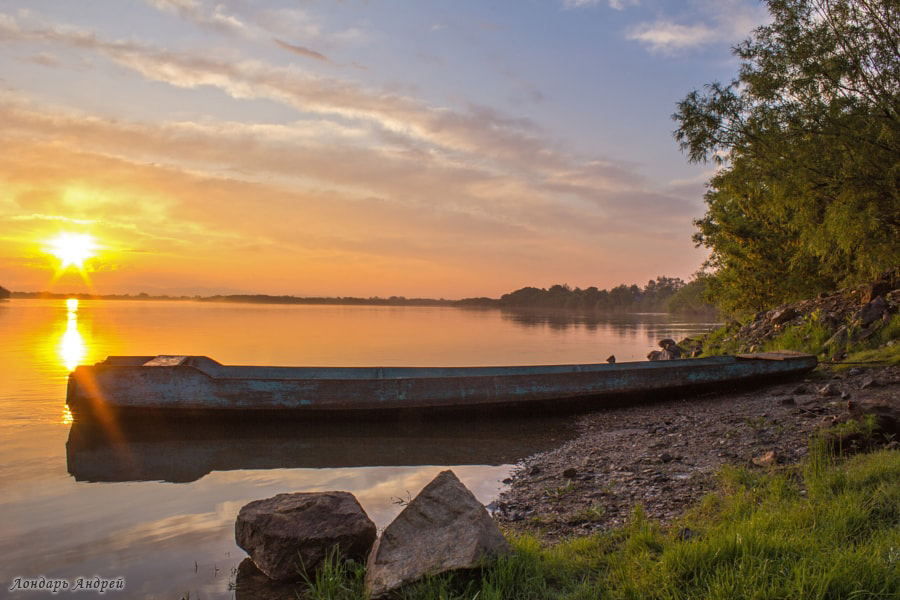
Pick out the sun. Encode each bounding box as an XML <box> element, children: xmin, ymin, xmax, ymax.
<box><xmin>46</xmin><ymin>233</ymin><xmax>98</xmax><ymax>270</ymax></box>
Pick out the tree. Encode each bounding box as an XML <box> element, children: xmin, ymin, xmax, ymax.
<box><xmin>675</xmin><ymin>0</ymin><xmax>900</xmax><ymax>312</ymax></box>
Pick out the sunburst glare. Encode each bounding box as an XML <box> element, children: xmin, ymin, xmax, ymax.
<box><xmin>46</xmin><ymin>233</ymin><xmax>98</xmax><ymax>270</ymax></box>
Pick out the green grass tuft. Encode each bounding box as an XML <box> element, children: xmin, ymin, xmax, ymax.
<box><xmin>299</xmin><ymin>547</ymin><xmax>367</xmax><ymax>600</ymax></box>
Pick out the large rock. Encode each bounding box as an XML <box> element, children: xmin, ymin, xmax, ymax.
<box><xmin>365</xmin><ymin>470</ymin><xmax>511</xmax><ymax>598</ymax></box>
<box><xmin>771</xmin><ymin>306</ymin><xmax>798</xmax><ymax>325</ymax></box>
<box><xmin>853</xmin><ymin>296</ymin><xmax>888</xmax><ymax>327</ymax></box>
<box><xmin>236</xmin><ymin>491</ymin><xmax>376</xmax><ymax>582</ymax></box>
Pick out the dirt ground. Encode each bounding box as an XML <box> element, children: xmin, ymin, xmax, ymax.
<box><xmin>493</xmin><ymin>364</ymin><xmax>900</xmax><ymax>540</ymax></box>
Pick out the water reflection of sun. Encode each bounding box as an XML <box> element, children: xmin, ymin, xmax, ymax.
<box><xmin>60</xmin><ymin>298</ymin><xmax>86</xmax><ymax>371</ymax></box>
<box><xmin>59</xmin><ymin>298</ymin><xmax>85</xmax><ymax>425</ymax></box>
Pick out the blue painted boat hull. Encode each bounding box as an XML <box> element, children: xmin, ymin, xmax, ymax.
<box><xmin>66</xmin><ymin>352</ymin><xmax>817</xmax><ymax>417</ymax></box>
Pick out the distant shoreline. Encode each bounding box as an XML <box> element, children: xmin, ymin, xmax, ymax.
<box><xmin>8</xmin><ymin>290</ymin><xmax>494</xmax><ymax>307</ymax></box>
<box><xmin>6</xmin><ymin>281</ymin><xmax>719</xmax><ymax>317</ymax></box>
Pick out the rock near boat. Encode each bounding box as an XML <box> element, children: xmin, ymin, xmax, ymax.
<box><xmin>235</xmin><ymin>491</ymin><xmax>376</xmax><ymax>582</ymax></box>
<box><xmin>365</xmin><ymin>469</ymin><xmax>511</xmax><ymax>598</ymax></box>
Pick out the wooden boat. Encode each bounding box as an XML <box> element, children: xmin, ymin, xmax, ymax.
<box><xmin>66</xmin><ymin>351</ymin><xmax>817</xmax><ymax>417</ymax></box>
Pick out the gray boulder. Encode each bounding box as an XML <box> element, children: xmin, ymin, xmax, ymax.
<box><xmin>853</xmin><ymin>296</ymin><xmax>888</xmax><ymax>327</ymax></box>
<box><xmin>771</xmin><ymin>306</ymin><xmax>798</xmax><ymax>325</ymax></box>
<box><xmin>365</xmin><ymin>470</ymin><xmax>511</xmax><ymax>598</ymax></box>
<box><xmin>648</xmin><ymin>348</ymin><xmax>679</xmax><ymax>361</ymax></box>
<box><xmin>235</xmin><ymin>491</ymin><xmax>376</xmax><ymax>582</ymax></box>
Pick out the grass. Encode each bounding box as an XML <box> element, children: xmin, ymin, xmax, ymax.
<box><xmin>284</xmin><ymin>444</ymin><xmax>900</xmax><ymax>599</ymax></box>
<box><xmin>759</xmin><ymin>311</ymin><xmax>837</xmax><ymax>356</ymax></box>
<box><xmin>299</xmin><ymin>547</ymin><xmax>367</xmax><ymax>600</ymax></box>
<box><xmin>700</xmin><ymin>307</ymin><xmax>900</xmax><ymax>364</ymax></box>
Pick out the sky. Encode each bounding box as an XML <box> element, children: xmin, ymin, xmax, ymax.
<box><xmin>0</xmin><ymin>0</ymin><xmax>770</xmax><ymax>298</ymax></box>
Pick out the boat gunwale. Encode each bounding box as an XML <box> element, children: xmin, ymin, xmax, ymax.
<box><xmin>83</xmin><ymin>353</ymin><xmax>816</xmax><ymax>383</ymax></box>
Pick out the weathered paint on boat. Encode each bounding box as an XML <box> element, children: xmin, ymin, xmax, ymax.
<box><xmin>66</xmin><ymin>351</ymin><xmax>817</xmax><ymax>416</ymax></box>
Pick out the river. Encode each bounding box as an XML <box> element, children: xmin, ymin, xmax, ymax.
<box><xmin>0</xmin><ymin>299</ymin><xmax>716</xmax><ymax>598</ymax></box>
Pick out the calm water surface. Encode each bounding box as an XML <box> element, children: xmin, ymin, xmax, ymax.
<box><xmin>0</xmin><ymin>299</ymin><xmax>716</xmax><ymax>599</ymax></box>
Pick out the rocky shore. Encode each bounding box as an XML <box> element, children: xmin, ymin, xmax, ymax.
<box><xmin>495</xmin><ymin>269</ymin><xmax>900</xmax><ymax>541</ymax></box>
<box><xmin>494</xmin><ymin>364</ymin><xmax>900</xmax><ymax>541</ymax></box>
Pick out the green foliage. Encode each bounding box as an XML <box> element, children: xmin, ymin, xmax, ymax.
<box><xmin>299</xmin><ymin>547</ymin><xmax>367</xmax><ymax>600</ymax></box>
<box><xmin>675</xmin><ymin>0</ymin><xmax>900</xmax><ymax>312</ymax></box>
<box><xmin>698</xmin><ymin>320</ymin><xmax>746</xmax><ymax>356</ymax></box>
<box><xmin>665</xmin><ymin>273</ymin><xmax>718</xmax><ymax>316</ymax></box>
<box><xmin>759</xmin><ymin>311</ymin><xmax>838</xmax><ymax>355</ymax></box>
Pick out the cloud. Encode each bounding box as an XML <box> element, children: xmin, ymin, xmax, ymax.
<box><xmin>627</xmin><ymin>21</ymin><xmax>718</xmax><ymax>52</ymax></box>
<box><xmin>562</xmin><ymin>0</ymin><xmax>639</xmax><ymax>9</ymax></box>
<box><xmin>145</xmin><ymin>0</ymin><xmax>247</xmax><ymax>36</ymax></box>
<box><xmin>626</xmin><ymin>0</ymin><xmax>769</xmax><ymax>54</ymax></box>
<box><xmin>0</xmin><ymin>16</ymin><xmax>570</xmax><ymax>182</ymax></box>
<box><xmin>272</xmin><ymin>38</ymin><xmax>333</xmax><ymax>64</ymax></box>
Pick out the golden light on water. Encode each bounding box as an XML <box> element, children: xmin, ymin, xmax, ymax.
<box><xmin>59</xmin><ymin>298</ymin><xmax>86</xmax><ymax>371</ymax></box>
<box><xmin>61</xmin><ymin>404</ymin><xmax>74</xmax><ymax>426</ymax></box>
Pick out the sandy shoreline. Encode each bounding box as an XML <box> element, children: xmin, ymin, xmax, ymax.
<box><xmin>493</xmin><ymin>364</ymin><xmax>900</xmax><ymax>540</ymax></box>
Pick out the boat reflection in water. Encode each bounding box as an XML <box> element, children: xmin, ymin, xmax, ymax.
<box><xmin>66</xmin><ymin>414</ymin><xmax>574</xmax><ymax>483</ymax></box>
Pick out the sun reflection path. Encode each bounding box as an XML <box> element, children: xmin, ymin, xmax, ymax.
<box><xmin>60</xmin><ymin>298</ymin><xmax>86</xmax><ymax>372</ymax></box>
<box><xmin>59</xmin><ymin>298</ymin><xmax>86</xmax><ymax>424</ymax></box>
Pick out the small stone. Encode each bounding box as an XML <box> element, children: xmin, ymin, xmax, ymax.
<box><xmin>818</xmin><ymin>383</ymin><xmax>842</xmax><ymax>397</ymax></box>
<box><xmin>606</xmin><ymin>355</ymin><xmax>616</xmax><ymax>364</ymax></box>
<box><xmin>752</xmin><ymin>450</ymin><xmax>778</xmax><ymax>467</ymax></box>
<box><xmin>562</xmin><ymin>468</ymin><xmax>578</xmax><ymax>479</ymax></box>
<box><xmin>792</xmin><ymin>384</ymin><xmax>808</xmax><ymax>395</ymax></box>
<box><xmin>528</xmin><ymin>465</ymin><xmax>541</xmax><ymax>476</ymax></box>
<box><xmin>780</xmin><ymin>396</ymin><xmax>796</xmax><ymax>406</ymax></box>
<box><xmin>860</xmin><ymin>376</ymin><xmax>882</xmax><ymax>389</ymax></box>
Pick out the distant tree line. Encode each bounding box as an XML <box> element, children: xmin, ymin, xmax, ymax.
<box><xmin>5</xmin><ymin>278</ymin><xmax>717</xmax><ymax>314</ymax></box>
<box><xmin>0</xmin><ymin>285</ymin><xmax>10</xmax><ymax>299</ymax></box>
<box><xmin>198</xmin><ymin>294</ymin><xmax>452</xmax><ymax>307</ymax></box>
<box><xmin>474</xmin><ymin>276</ymin><xmax>716</xmax><ymax>315</ymax></box>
